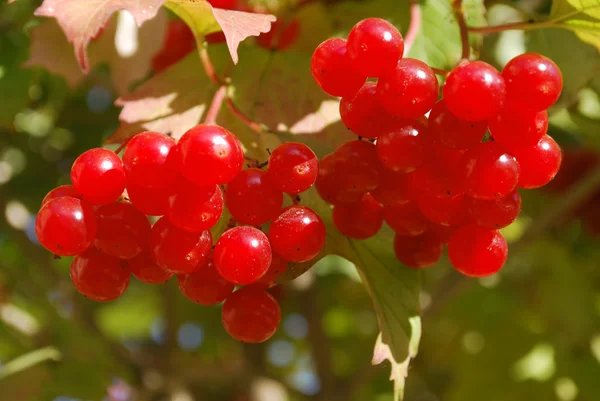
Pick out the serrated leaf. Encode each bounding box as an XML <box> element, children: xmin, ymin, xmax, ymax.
<box><xmin>550</xmin><ymin>0</ymin><xmax>600</xmax><ymax>51</ymax></box>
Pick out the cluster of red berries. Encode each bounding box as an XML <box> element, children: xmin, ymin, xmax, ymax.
<box><xmin>310</xmin><ymin>17</ymin><xmax>563</xmax><ymax>277</ymax></box>
<box><xmin>35</xmin><ymin>125</ymin><xmax>325</xmax><ymax>343</ymax></box>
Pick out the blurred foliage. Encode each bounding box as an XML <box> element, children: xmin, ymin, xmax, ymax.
<box><xmin>0</xmin><ymin>0</ymin><xmax>600</xmax><ymax>401</ymax></box>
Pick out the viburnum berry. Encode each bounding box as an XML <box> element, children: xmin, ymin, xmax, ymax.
<box><xmin>94</xmin><ymin>201</ymin><xmax>151</xmax><ymax>260</ymax></box>
<box><xmin>315</xmin><ymin>153</ymin><xmax>362</xmax><ymax>205</ymax></box>
<box><xmin>339</xmin><ymin>81</ymin><xmax>396</xmax><ymax>139</ymax></box>
<box><xmin>41</xmin><ymin>185</ymin><xmax>82</xmax><ymax>206</ymax></box>
<box><xmin>255</xmin><ymin>255</ymin><xmax>288</xmax><ymax>289</ymax></box>
<box><xmin>428</xmin><ymin>100</ymin><xmax>487</xmax><ymax>149</ymax></box>
<box><xmin>333</xmin><ymin>139</ymin><xmax>381</xmax><ymax>195</ymax></box>
<box><xmin>333</xmin><ymin>193</ymin><xmax>384</xmax><ymax>239</ymax></box>
<box><xmin>377</xmin><ymin>58</ymin><xmax>439</xmax><ymax>119</ymax></box>
<box><xmin>448</xmin><ymin>224</ymin><xmax>508</xmax><ymax>277</ymax></box>
<box><xmin>178</xmin><ymin>257</ymin><xmax>234</xmax><ymax>305</ymax></box>
<box><xmin>150</xmin><ymin>217</ymin><xmax>212</xmax><ymax>274</ymax></box>
<box><xmin>225</xmin><ymin>168</ymin><xmax>283</xmax><ymax>225</ymax></box>
<box><xmin>35</xmin><ymin>197</ymin><xmax>97</xmax><ymax>256</ymax></box>
<box><xmin>256</xmin><ymin>19</ymin><xmax>300</xmax><ymax>51</ymax></box>
<box><xmin>126</xmin><ymin>183</ymin><xmax>173</xmax><ymax>216</ymax></box>
<box><xmin>443</xmin><ymin>61</ymin><xmax>506</xmax><ymax>121</ymax></box>
<box><xmin>123</xmin><ymin>132</ymin><xmax>178</xmax><ymax>189</ymax></box>
<box><xmin>222</xmin><ymin>286</ymin><xmax>281</xmax><ymax>343</ymax></box>
<box><xmin>71</xmin><ymin>148</ymin><xmax>126</xmax><ymax>205</ymax></box>
<box><xmin>383</xmin><ymin>202</ymin><xmax>429</xmax><ymax>236</ymax></box>
<box><xmin>502</xmin><ymin>52</ymin><xmax>563</xmax><ymax>111</ymax></box>
<box><xmin>267</xmin><ymin>142</ymin><xmax>318</xmax><ymax>194</ymax></box>
<box><xmin>310</xmin><ymin>38</ymin><xmax>366</xmax><ymax>98</ymax></box>
<box><xmin>375</xmin><ymin>119</ymin><xmax>430</xmax><ymax>172</ymax></box>
<box><xmin>466</xmin><ymin>188</ymin><xmax>521</xmax><ymax>229</ymax></box>
<box><xmin>70</xmin><ymin>247</ymin><xmax>130</xmax><ymax>302</ymax></box>
<box><xmin>429</xmin><ymin>224</ymin><xmax>456</xmax><ymax>245</ymax></box>
<box><xmin>177</xmin><ymin>124</ymin><xmax>244</xmax><ymax>186</ymax></box>
<box><xmin>369</xmin><ymin>169</ymin><xmax>415</xmax><ymax>207</ymax></box>
<box><xmin>166</xmin><ymin>177</ymin><xmax>223</xmax><ymax>233</ymax></box>
<box><xmin>410</xmin><ymin>145</ymin><xmax>465</xmax><ymax>198</ymax></box>
<box><xmin>418</xmin><ymin>193</ymin><xmax>470</xmax><ymax>227</ymax></box>
<box><xmin>129</xmin><ymin>249</ymin><xmax>173</xmax><ymax>284</ymax></box>
<box><xmin>214</xmin><ymin>226</ymin><xmax>272</xmax><ymax>285</ymax></box>
<box><xmin>458</xmin><ymin>142</ymin><xmax>520</xmax><ymax>199</ymax></box>
<box><xmin>268</xmin><ymin>206</ymin><xmax>326</xmax><ymax>263</ymax></box>
<box><xmin>489</xmin><ymin>106</ymin><xmax>548</xmax><ymax>150</ymax></box>
<box><xmin>511</xmin><ymin>134</ymin><xmax>562</xmax><ymax>189</ymax></box>
<box><xmin>346</xmin><ymin>17</ymin><xmax>404</xmax><ymax>77</ymax></box>
<box><xmin>393</xmin><ymin>232</ymin><xmax>443</xmax><ymax>268</ymax></box>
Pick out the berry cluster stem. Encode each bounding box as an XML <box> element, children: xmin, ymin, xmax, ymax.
<box><xmin>452</xmin><ymin>0</ymin><xmax>471</xmax><ymax>60</ymax></box>
<box><xmin>205</xmin><ymin>85</ymin><xmax>227</xmax><ymax>125</ymax></box>
<box><xmin>403</xmin><ymin>0</ymin><xmax>421</xmax><ymax>55</ymax></box>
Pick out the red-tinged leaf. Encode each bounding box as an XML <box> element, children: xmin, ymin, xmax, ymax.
<box><xmin>34</xmin><ymin>0</ymin><xmax>166</xmax><ymax>72</ymax></box>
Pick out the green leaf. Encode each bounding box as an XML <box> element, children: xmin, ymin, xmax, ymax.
<box><xmin>550</xmin><ymin>0</ymin><xmax>600</xmax><ymax>51</ymax></box>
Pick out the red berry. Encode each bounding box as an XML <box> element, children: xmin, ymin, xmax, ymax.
<box><xmin>333</xmin><ymin>139</ymin><xmax>381</xmax><ymax>195</ymax></box>
<box><xmin>310</xmin><ymin>38</ymin><xmax>366</xmax><ymax>97</ymax></box>
<box><xmin>466</xmin><ymin>188</ymin><xmax>521</xmax><ymax>229</ymax></box>
<box><xmin>443</xmin><ymin>61</ymin><xmax>506</xmax><ymax>121</ymax></box>
<box><xmin>346</xmin><ymin>17</ymin><xmax>404</xmax><ymax>77</ymax></box>
<box><xmin>489</xmin><ymin>106</ymin><xmax>548</xmax><ymax>150</ymax></box>
<box><xmin>428</xmin><ymin>100</ymin><xmax>487</xmax><ymax>149</ymax></box>
<box><xmin>254</xmin><ymin>255</ymin><xmax>288</xmax><ymax>288</ymax></box>
<box><xmin>411</xmin><ymin>145</ymin><xmax>465</xmax><ymax>198</ymax></box>
<box><xmin>123</xmin><ymin>132</ymin><xmax>178</xmax><ymax>189</ymax></box>
<box><xmin>150</xmin><ymin>217</ymin><xmax>212</xmax><ymax>274</ymax></box>
<box><xmin>256</xmin><ymin>19</ymin><xmax>300</xmax><ymax>51</ymax></box>
<box><xmin>214</xmin><ymin>226</ymin><xmax>272</xmax><ymax>285</ymax></box>
<box><xmin>458</xmin><ymin>142</ymin><xmax>520</xmax><ymax>199</ymax></box>
<box><xmin>207</xmin><ymin>0</ymin><xmax>238</xmax><ymax>8</ymax></box>
<box><xmin>177</xmin><ymin>124</ymin><xmax>244</xmax><ymax>186</ymax></box>
<box><xmin>222</xmin><ymin>286</ymin><xmax>281</xmax><ymax>343</ymax></box>
<box><xmin>383</xmin><ymin>202</ymin><xmax>429</xmax><ymax>236</ymax></box>
<box><xmin>71</xmin><ymin>148</ymin><xmax>126</xmax><ymax>205</ymax></box>
<box><xmin>167</xmin><ymin>177</ymin><xmax>223</xmax><ymax>232</ymax></box>
<box><xmin>393</xmin><ymin>232</ymin><xmax>443</xmax><ymax>268</ymax></box>
<box><xmin>35</xmin><ymin>197</ymin><xmax>97</xmax><ymax>256</ymax></box>
<box><xmin>369</xmin><ymin>169</ymin><xmax>415</xmax><ymax>207</ymax></box>
<box><xmin>448</xmin><ymin>224</ymin><xmax>508</xmax><ymax>277</ymax></box>
<box><xmin>418</xmin><ymin>193</ymin><xmax>470</xmax><ymax>227</ymax></box>
<box><xmin>267</xmin><ymin>143</ymin><xmax>318</xmax><ymax>195</ymax></box>
<box><xmin>511</xmin><ymin>134</ymin><xmax>562</xmax><ymax>189</ymax></box>
<box><xmin>152</xmin><ymin>19</ymin><xmax>195</xmax><ymax>73</ymax></box>
<box><xmin>377</xmin><ymin>58</ymin><xmax>439</xmax><ymax>119</ymax></box>
<box><xmin>126</xmin><ymin>183</ymin><xmax>173</xmax><ymax>216</ymax></box>
<box><xmin>268</xmin><ymin>206</ymin><xmax>326</xmax><ymax>263</ymax></box>
<box><xmin>376</xmin><ymin>119</ymin><xmax>430</xmax><ymax>172</ymax></box>
<box><xmin>70</xmin><ymin>247</ymin><xmax>130</xmax><ymax>302</ymax></box>
<box><xmin>94</xmin><ymin>201</ymin><xmax>151</xmax><ymax>260</ymax></box>
<box><xmin>129</xmin><ymin>249</ymin><xmax>173</xmax><ymax>284</ymax></box>
<box><xmin>315</xmin><ymin>153</ymin><xmax>362</xmax><ymax>205</ymax></box>
<box><xmin>178</xmin><ymin>257</ymin><xmax>234</xmax><ymax>305</ymax></box>
<box><xmin>502</xmin><ymin>53</ymin><xmax>563</xmax><ymax>111</ymax></box>
<box><xmin>225</xmin><ymin>168</ymin><xmax>283</xmax><ymax>225</ymax></box>
<box><xmin>333</xmin><ymin>193</ymin><xmax>384</xmax><ymax>239</ymax></box>
<box><xmin>429</xmin><ymin>224</ymin><xmax>456</xmax><ymax>245</ymax></box>
<box><xmin>41</xmin><ymin>185</ymin><xmax>82</xmax><ymax>206</ymax></box>
<box><xmin>339</xmin><ymin>81</ymin><xmax>396</xmax><ymax>139</ymax></box>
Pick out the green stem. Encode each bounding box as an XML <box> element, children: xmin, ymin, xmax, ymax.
<box><xmin>0</xmin><ymin>346</ymin><xmax>61</xmax><ymax>379</ymax></box>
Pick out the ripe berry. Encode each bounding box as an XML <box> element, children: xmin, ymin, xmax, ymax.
<box><xmin>393</xmin><ymin>232</ymin><xmax>443</xmax><ymax>268</ymax></box>
<box><xmin>428</xmin><ymin>100</ymin><xmax>487</xmax><ymax>149</ymax></box>
<box><xmin>502</xmin><ymin>53</ymin><xmax>563</xmax><ymax>111</ymax></box>
<box><xmin>310</xmin><ymin>38</ymin><xmax>366</xmax><ymax>97</ymax></box>
<box><xmin>71</xmin><ymin>148</ymin><xmax>126</xmax><ymax>205</ymax></box>
<box><xmin>126</xmin><ymin>183</ymin><xmax>173</xmax><ymax>216</ymax></box>
<box><xmin>256</xmin><ymin>19</ymin><xmax>300</xmax><ymax>51</ymax></box>
<box><xmin>123</xmin><ymin>132</ymin><xmax>178</xmax><ymax>189</ymax></box>
<box><xmin>225</xmin><ymin>168</ymin><xmax>283</xmax><ymax>225</ymax></box>
<box><xmin>315</xmin><ymin>153</ymin><xmax>362</xmax><ymax>205</ymax></box>
<box><xmin>70</xmin><ymin>247</ymin><xmax>130</xmax><ymax>302</ymax></box>
<box><xmin>333</xmin><ymin>139</ymin><xmax>381</xmax><ymax>195</ymax></box>
<box><xmin>167</xmin><ymin>177</ymin><xmax>223</xmax><ymax>232</ymax></box>
<box><xmin>377</xmin><ymin>58</ymin><xmax>439</xmax><ymax>119</ymax></box>
<box><xmin>418</xmin><ymin>193</ymin><xmax>470</xmax><ymax>227</ymax></box>
<box><xmin>375</xmin><ymin>119</ymin><xmax>430</xmax><ymax>172</ymax></box>
<box><xmin>267</xmin><ymin>142</ymin><xmax>318</xmax><ymax>194</ymax></box>
<box><xmin>41</xmin><ymin>185</ymin><xmax>82</xmax><ymax>206</ymax></box>
<box><xmin>383</xmin><ymin>202</ymin><xmax>429</xmax><ymax>236</ymax></box>
<box><xmin>222</xmin><ymin>286</ymin><xmax>281</xmax><ymax>343</ymax></box>
<box><xmin>35</xmin><ymin>197</ymin><xmax>97</xmax><ymax>256</ymax></box>
<box><xmin>466</xmin><ymin>188</ymin><xmax>521</xmax><ymax>229</ymax></box>
<box><xmin>255</xmin><ymin>255</ymin><xmax>288</xmax><ymax>288</ymax></box>
<box><xmin>207</xmin><ymin>0</ymin><xmax>238</xmax><ymax>8</ymax></box>
<box><xmin>489</xmin><ymin>106</ymin><xmax>548</xmax><ymax>150</ymax></box>
<box><xmin>346</xmin><ymin>17</ymin><xmax>404</xmax><ymax>77</ymax></box>
<box><xmin>177</xmin><ymin>124</ymin><xmax>244</xmax><ymax>186</ymax></box>
<box><xmin>129</xmin><ymin>249</ymin><xmax>173</xmax><ymax>284</ymax></box>
<box><xmin>268</xmin><ymin>206</ymin><xmax>326</xmax><ymax>263</ymax></box>
<box><xmin>178</xmin><ymin>257</ymin><xmax>234</xmax><ymax>305</ymax></box>
<box><xmin>429</xmin><ymin>224</ymin><xmax>456</xmax><ymax>245</ymax></box>
<box><xmin>410</xmin><ymin>145</ymin><xmax>465</xmax><ymax>198</ymax></box>
<box><xmin>150</xmin><ymin>217</ymin><xmax>212</xmax><ymax>274</ymax></box>
<box><xmin>214</xmin><ymin>226</ymin><xmax>272</xmax><ymax>285</ymax></box>
<box><xmin>369</xmin><ymin>169</ymin><xmax>415</xmax><ymax>207</ymax></box>
<box><xmin>333</xmin><ymin>193</ymin><xmax>384</xmax><ymax>239</ymax></box>
<box><xmin>448</xmin><ymin>224</ymin><xmax>508</xmax><ymax>277</ymax></box>
<box><xmin>339</xmin><ymin>81</ymin><xmax>396</xmax><ymax>139</ymax></box>
<box><xmin>443</xmin><ymin>61</ymin><xmax>506</xmax><ymax>121</ymax></box>
<box><xmin>511</xmin><ymin>134</ymin><xmax>562</xmax><ymax>189</ymax></box>
<box><xmin>94</xmin><ymin>201</ymin><xmax>151</xmax><ymax>260</ymax></box>
<box><xmin>458</xmin><ymin>142</ymin><xmax>520</xmax><ymax>199</ymax></box>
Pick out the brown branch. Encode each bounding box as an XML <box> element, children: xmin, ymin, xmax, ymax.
<box><xmin>452</xmin><ymin>0</ymin><xmax>470</xmax><ymax>60</ymax></box>
<box><xmin>205</xmin><ymin>85</ymin><xmax>227</xmax><ymax>125</ymax></box>
<box><xmin>467</xmin><ymin>20</ymin><xmax>552</xmax><ymax>34</ymax></box>
<box><xmin>431</xmin><ymin>67</ymin><xmax>449</xmax><ymax>77</ymax></box>
<box><xmin>403</xmin><ymin>0</ymin><xmax>421</xmax><ymax>55</ymax></box>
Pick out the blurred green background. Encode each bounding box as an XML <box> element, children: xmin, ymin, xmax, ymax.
<box><xmin>1</xmin><ymin>0</ymin><xmax>600</xmax><ymax>400</ymax></box>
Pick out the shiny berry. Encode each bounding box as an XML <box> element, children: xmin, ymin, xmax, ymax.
<box><xmin>448</xmin><ymin>224</ymin><xmax>508</xmax><ymax>277</ymax></box>
<box><xmin>167</xmin><ymin>177</ymin><xmax>223</xmax><ymax>233</ymax></box>
<box><xmin>369</xmin><ymin>169</ymin><xmax>415</xmax><ymax>207</ymax></box>
<box><xmin>123</xmin><ymin>132</ymin><xmax>178</xmax><ymax>189</ymax></box>
<box><xmin>255</xmin><ymin>255</ymin><xmax>288</xmax><ymax>288</ymax></box>
<box><xmin>333</xmin><ymin>193</ymin><xmax>383</xmax><ymax>239</ymax></box>
<box><xmin>376</xmin><ymin>119</ymin><xmax>430</xmax><ymax>172</ymax></box>
<box><xmin>268</xmin><ymin>206</ymin><xmax>326</xmax><ymax>263</ymax></box>
<box><xmin>178</xmin><ymin>257</ymin><xmax>234</xmax><ymax>305</ymax></box>
<box><xmin>315</xmin><ymin>153</ymin><xmax>362</xmax><ymax>205</ymax></box>
<box><xmin>129</xmin><ymin>249</ymin><xmax>173</xmax><ymax>284</ymax></box>
<box><xmin>225</xmin><ymin>168</ymin><xmax>283</xmax><ymax>225</ymax></box>
<box><xmin>333</xmin><ymin>139</ymin><xmax>381</xmax><ymax>195</ymax></box>
<box><xmin>428</xmin><ymin>100</ymin><xmax>487</xmax><ymax>149</ymax></box>
<box><xmin>71</xmin><ymin>148</ymin><xmax>126</xmax><ymax>205</ymax></box>
<box><xmin>70</xmin><ymin>247</ymin><xmax>130</xmax><ymax>302</ymax></box>
<box><xmin>418</xmin><ymin>193</ymin><xmax>470</xmax><ymax>227</ymax></box>
<box><xmin>511</xmin><ymin>134</ymin><xmax>562</xmax><ymax>189</ymax></box>
<box><xmin>466</xmin><ymin>189</ymin><xmax>521</xmax><ymax>229</ymax></box>
<box><xmin>339</xmin><ymin>81</ymin><xmax>396</xmax><ymax>138</ymax></box>
<box><xmin>126</xmin><ymin>183</ymin><xmax>173</xmax><ymax>216</ymax></box>
<box><xmin>383</xmin><ymin>202</ymin><xmax>429</xmax><ymax>236</ymax></box>
<box><xmin>267</xmin><ymin>142</ymin><xmax>318</xmax><ymax>194</ymax></box>
<box><xmin>310</xmin><ymin>38</ymin><xmax>366</xmax><ymax>97</ymax></box>
<box><xmin>94</xmin><ymin>201</ymin><xmax>151</xmax><ymax>259</ymax></box>
<box><xmin>41</xmin><ymin>185</ymin><xmax>82</xmax><ymax>206</ymax></box>
<box><xmin>489</xmin><ymin>106</ymin><xmax>548</xmax><ymax>150</ymax></box>
<box><xmin>394</xmin><ymin>232</ymin><xmax>443</xmax><ymax>268</ymax></box>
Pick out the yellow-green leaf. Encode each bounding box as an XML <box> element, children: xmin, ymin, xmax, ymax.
<box><xmin>550</xmin><ymin>0</ymin><xmax>600</xmax><ymax>50</ymax></box>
